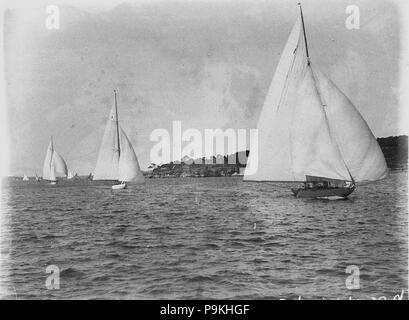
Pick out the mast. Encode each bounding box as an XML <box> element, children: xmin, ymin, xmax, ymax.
<box><xmin>298</xmin><ymin>3</ymin><xmax>310</xmax><ymax>65</ymax></box>
<box><xmin>114</xmin><ymin>90</ymin><xmax>121</xmax><ymax>157</ymax></box>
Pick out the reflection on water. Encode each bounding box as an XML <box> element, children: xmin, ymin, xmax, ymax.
<box><xmin>0</xmin><ymin>172</ymin><xmax>407</xmax><ymax>299</ymax></box>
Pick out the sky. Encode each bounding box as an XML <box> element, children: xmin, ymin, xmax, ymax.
<box><xmin>2</xmin><ymin>0</ymin><xmax>404</xmax><ymax>175</ymax></box>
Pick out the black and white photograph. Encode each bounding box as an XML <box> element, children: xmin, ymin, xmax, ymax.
<box><xmin>0</xmin><ymin>0</ymin><xmax>407</xmax><ymax>305</ymax></box>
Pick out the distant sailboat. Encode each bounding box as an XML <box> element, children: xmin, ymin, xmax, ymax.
<box><xmin>22</xmin><ymin>174</ymin><xmax>29</xmax><ymax>181</ymax></box>
<box><xmin>244</xmin><ymin>5</ymin><xmax>388</xmax><ymax>199</ymax></box>
<box><xmin>93</xmin><ymin>90</ymin><xmax>145</xmax><ymax>188</ymax></box>
<box><xmin>42</xmin><ymin>136</ymin><xmax>68</xmax><ymax>184</ymax></box>
<box><xmin>35</xmin><ymin>172</ymin><xmax>40</xmax><ymax>182</ymax></box>
<box><xmin>67</xmin><ymin>170</ymin><xmax>74</xmax><ymax>179</ymax></box>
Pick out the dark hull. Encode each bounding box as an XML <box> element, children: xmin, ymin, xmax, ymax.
<box><xmin>291</xmin><ymin>186</ymin><xmax>355</xmax><ymax>199</ymax></box>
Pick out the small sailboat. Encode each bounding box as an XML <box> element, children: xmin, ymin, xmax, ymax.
<box><xmin>35</xmin><ymin>172</ymin><xmax>41</xmax><ymax>182</ymax></box>
<box><xmin>67</xmin><ymin>170</ymin><xmax>74</xmax><ymax>179</ymax></box>
<box><xmin>244</xmin><ymin>5</ymin><xmax>388</xmax><ymax>199</ymax></box>
<box><xmin>42</xmin><ymin>136</ymin><xmax>68</xmax><ymax>184</ymax></box>
<box><xmin>22</xmin><ymin>174</ymin><xmax>29</xmax><ymax>181</ymax></box>
<box><xmin>94</xmin><ymin>90</ymin><xmax>145</xmax><ymax>189</ymax></box>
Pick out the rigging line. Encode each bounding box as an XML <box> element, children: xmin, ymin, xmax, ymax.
<box><xmin>275</xmin><ymin>19</ymin><xmax>302</xmax><ymax>114</ymax></box>
<box><xmin>275</xmin><ymin>45</ymin><xmax>298</xmax><ymax>113</ymax></box>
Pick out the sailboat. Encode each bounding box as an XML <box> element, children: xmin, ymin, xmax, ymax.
<box><xmin>42</xmin><ymin>136</ymin><xmax>68</xmax><ymax>184</ymax></box>
<box><xmin>93</xmin><ymin>90</ymin><xmax>145</xmax><ymax>189</ymax></box>
<box><xmin>35</xmin><ymin>172</ymin><xmax>41</xmax><ymax>182</ymax></box>
<box><xmin>244</xmin><ymin>5</ymin><xmax>388</xmax><ymax>199</ymax></box>
<box><xmin>67</xmin><ymin>170</ymin><xmax>74</xmax><ymax>179</ymax></box>
<box><xmin>22</xmin><ymin>174</ymin><xmax>29</xmax><ymax>181</ymax></box>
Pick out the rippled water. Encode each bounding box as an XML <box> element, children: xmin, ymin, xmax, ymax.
<box><xmin>0</xmin><ymin>173</ymin><xmax>407</xmax><ymax>299</ymax></box>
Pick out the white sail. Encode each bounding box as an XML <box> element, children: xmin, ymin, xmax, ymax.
<box><xmin>50</xmin><ymin>165</ymin><xmax>56</xmax><ymax>182</ymax></box>
<box><xmin>42</xmin><ymin>138</ymin><xmax>68</xmax><ymax>180</ymax></box>
<box><xmin>52</xmin><ymin>151</ymin><xmax>68</xmax><ymax>177</ymax></box>
<box><xmin>290</xmin><ymin>66</ymin><xmax>351</xmax><ymax>181</ymax></box>
<box><xmin>244</xmin><ymin>18</ymin><xmax>302</xmax><ymax>181</ymax></box>
<box><xmin>244</xmin><ymin>16</ymin><xmax>386</xmax><ymax>183</ymax></box>
<box><xmin>22</xmin><ymin>174</ymin><xmax>29</xmax><ymax>181</ymax></box>
<box><xmin>245</xmin><ymin>18</ymin><xmax>350</xmax><ymax>182</ymax></box>
<box><xmin>93</xmin><ymin>105</ymin><xmax>120</xmax><ymax>180</ymax></box>
<box><xmin>94</xmin><ymin>100</ymin><xmax>145</xmax><ymax>183</ymax></box>
<box><xmin>118</xmin><ymin>128</ymin><xmax>145</xmax><ymax>183</ymax></box>
<box><xmin>42</xmin><ymin>140</ymin><xmax>53</xmax><ymax>180</ymax></box>
<box><xmin>67</xmin><ymin>170</ymin><xmax>73</xmax><ymax>179</ymax></box>
<box><xmin>312</xmin><ymin>68</ymin><xmax>389</xmax><ymax>182</ymax></box>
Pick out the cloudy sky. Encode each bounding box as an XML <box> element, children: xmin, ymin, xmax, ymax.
<box><xmin>3</xmin><ymin>0</ymin><xmax>403</xmax><ymax>175</ymax></box>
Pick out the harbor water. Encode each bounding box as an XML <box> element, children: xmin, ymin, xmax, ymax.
<box><xmin>0</xmin><ymin>172</ymin><xmax>407</xmax><ymax>299</ymax></box>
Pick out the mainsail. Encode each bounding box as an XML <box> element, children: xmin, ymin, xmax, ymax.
<box><xmin>42</xmin><ymin>137</ymin><xmax>68</xmax><ymax>180</ymax></box>
<box><xmin>93</xmin><ymin>91</ymin><xmax>145</xmax><ymax>183</ymax></box>
<box><xmin>244</xmin><ymin>9</ymin><xmax>388</xmax><ymax>183</ymax></box>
